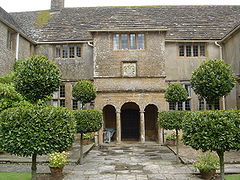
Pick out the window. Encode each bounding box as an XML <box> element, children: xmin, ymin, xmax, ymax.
<box><xmin>198</xmin><ymin>98</ymin><xmax>205</xmax><ymax>110</ymax></box>
<box><xmin>113</xmin><ymin>33</ymin><xmax>145</xmax><ymax>50</ymax></box>
<box><xmin>72</xmin><ymin>100</ymin><xmax>79</xmax><ymax>110</ymax></box>
<box><xmin>179</xmin><ymin>44</ymin><xmax>184</xmax><ymax>56</ymax></box>
<box><xmin>55</xmin><ymin>44</ymin><xmax>81</xmax><ymax>59</ymax></box>
<box><xmin>51</xmin><ymin>85</ymin><xmax>65</xmax><ymax>107</ymax></box>
<box><xmin>169</xmin><ymin>102</ymin><xmax>176</xmax><ymax>110</ymax></box>
<box><xmin>7</xmin><ymin>29</ymin><xmax>16</xmax><ymax>50</ymax></box>
<box><xmin>168</xmin><ymin>83</ymin><xmax>192</xmax><ymax>110</ymax></box>
<box><xmin>178</xmin><ymin>43</ymin><xmax>206</xmax><ymax>57</ymax></box>
<box><xmin>206</xmin><ymin>100</ymin><xmax>220</xmax><ymax>110</ymax></box>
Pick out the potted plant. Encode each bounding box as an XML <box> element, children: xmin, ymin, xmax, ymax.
<box><xmin>194</xmin><ymin>152</ymin><xmax>219</xmax><ymax>180</ymax></box>
<box><xmin>49</xmin><ymin>151</ymin><xmax>69</xmax><ymax>179</ymax></box>
<box><xmin>82</xmin><ymin>133</ymin><xmax>94</xmax><ymax>145</ymax></box>
<box><xmin>165</xmin><ymin>133</ymin><xmax>176</xmax><ymax>146</ymax></box>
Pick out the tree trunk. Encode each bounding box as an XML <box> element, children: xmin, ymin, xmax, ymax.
<box><xmin>176</xmin><ymin>129</ymin><xmax>179</xmax><ymax>162</ymax></box>
<box><xmin>77</xmin><ymin>133</ymin><xmax>83</xmax><ymax>165</ymax></box>
<box><xmin>31</xmin><ymin>154</ymin><xmax>37</xmax><ymax>180</ymax></box>
<box><xmin>211</xmin><ymin>104</ymin><xmax>215</xmax><ymax>110</ymax></box>
<box><xmin>217</xmin><ymin>151</ymin><xmax>225</xmax><ymax>180</ymax></box>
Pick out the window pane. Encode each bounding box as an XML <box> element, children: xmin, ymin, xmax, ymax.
<box><xmin>186</xmin><ymin>44</ymin><xmax>191</xmax><ymax>57</ymax></box>
<box><xmin>72</xmin><ymin>100</ymin><xmax>78</xmax><ymax>110</ymax></box>
<box><xmin>177</xmin><ymin>102</ymin><xmax>183</xmax><ymax>110</ymax></box>
<box><xmin>60</xmin><ymin>100</ymin><xmax>65</xmax><ymax>107</ymax></box>
<box><xmin>200</xmin><ymin>44</ymin><xmax>205</xmax><ymax>56</ymax></box>
<box><xmin>52</xmin><ymin>100</ymin><xmax>58</xmax><ymax>107</ymax></box>
<box><xmin>185</xmin><ymin>99</ymin><xmax>191</xmax><ymax>110</ymax></box>
<box><xmin>137</xmin><ymin>34</ymin><xmax>145</xmax><ymax>49</ymax></box>
<box><xmin>169</xmin><ymin>102</ymin><xmax>176</xmax><ymax>110</ymax></box>
<box><xmin>62</xmin><ymin>45</ymin><xmax>68</xmax><ymax>58</ymax></box>
<box><xmin>60</xmin><ymin>85</ymin><xmax>65</xmax><ymax>98</ymax></box>
<box><xmin>193</xmin><ymin>44</ymin><xmax>198</xmax><ymax>57</ymax></box>
<box><xmin>56</xmin><ymin>45</ymin><xmax>61</xmax><ymax>58</ymax></box>
<box><xmin>185</xmin><ymin>84</ymin><xmax>191</xmax><ymax>97</ymax></box>
<box><xmin>198</xmin><ymin>98</ymin><xmax>204</xmax><ymax>110</ymax></box>
<box><xmin>76</xmin><ymin>45</ymin><xmax>81</xmax><ymax>57</ymax></box>
<box><xmin>179</xmin><ymin>44</ymin><xmax>184</xmax><ymax>56</ymax></box>
<box><xmin>69</xmin><ymin>46</ymin><xmax>75</xmax><ymax>58</ymax></box>
<box><xmin>121</xmin><ymin>34</ymin><xmax>128</xmax><ymax>50</ymax></box>
<box><xmin>53</xmin><ymin>91</ymin><xmax>58</xmax><ymax>99</ymax></box>
<box><xmin>130</xmin><ymin>34</ymin><xmax>136</xmax><ymax>49</ymax></box>
<box><xmin>113</xmin><ymin>34</ymin><xmax>120</xmax><ymax>50</ymax></box>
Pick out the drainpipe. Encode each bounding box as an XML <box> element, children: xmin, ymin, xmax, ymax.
<box><xmin>215</xmin><ymin>41</ymin><xmax>225</xmax><ymax>110</ymax></box>
<box><xmin>15</xmin><ymin>33</ymin><xmax>20</xmax><ymax>61</ymax></box>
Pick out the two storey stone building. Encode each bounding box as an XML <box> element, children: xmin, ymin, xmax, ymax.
<box><xmin>1</xmin><ymin>0</ymin><xmax>240</xmax><ymax>144</ymax></box>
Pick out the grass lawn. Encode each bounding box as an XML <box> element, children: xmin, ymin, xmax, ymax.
<box><xmin>0</xmin><ymin>172</ymin><xmax>31</xmax><ymax>180</ymax></box>
<box><xmin>225</xmin><ymin>174</ymin><xmax>240</xmax><ymax>180</ymax></box>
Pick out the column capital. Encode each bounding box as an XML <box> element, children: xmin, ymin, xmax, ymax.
<box><xmin>116</xmin><ymin>110</ymin><xmax>121</xmax><ymax>114</ymax></box>
<box><xmin>140</xmin><ymin>111</ymin><xmax>145</xmax><ymax>113</ymax></box>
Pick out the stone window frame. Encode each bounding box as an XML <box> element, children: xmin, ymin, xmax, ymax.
<box><xmin>178</xmin><ymin>42</ymin><xmax>207</xmax><ymax>57</ymax></box>
<box><xmin>198</xmin><ymin>98</ymin><xmax>220</xmax><ymax>110</ymax></box>
<box><xmin>168</xmin><ymin>82</ymin><xmax>192</xmax><ymax>111</ymax></box>
<box><xmin>7</xmin><ymin>28</ymin><xmax>17</xmax><ymax>51</ymax></box>
<box><xmin>113</xmin><ymin>33</ymin><xmax>145</xmax><ymax>50</ymax></box>
<box><xmin>54</xmin><ymin>44</ymin><xmax>82</xmax><ymax>59</ymax></box>
<box><xmin>51</xmin><ymin>84</ymin><xmax>66</xmax><ymax>107</ymax></box>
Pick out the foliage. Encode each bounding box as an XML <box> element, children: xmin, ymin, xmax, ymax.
<box><xmin>166</xmin><ymin>133</ymin><xmax>176</xmax><ymax>141</ymax></box>
<box><xmin>164</xmin><ymin>83</ymin><xmax>188</xmax><ymax>103</ymax></box>
<box><xmin>0</xmin><ymin>72</ymin><xmax>14</xmax><ymax>84</ymax></box>
<box><xmin>14</xmin><ymin>56</ymin><xmax>60</xmax><ymax>103</ymax></box>
<box><xmin>182</xmin><ymin>110</ymin><xmax>240</xmax><ymax>152</ymax></box>
<box><xmin>73</xmin><ymin>110</ymin><xmax>102</xmax><ymax>134</ymax></box>
<box><xmin>191</xmin><ymin>59</ymin><xmax>236</xmax><ymax>105</ymax></box>
<box><xmin>49</xmin><ymin>151</ymin><xmax>69</xmax><ymax>168</ymax></box>
<box><xmin>72</xmin><ymin>80</ymin><xmax>96</xmax><ymax>106</ymax></box>
<box><xmin>225</xmin><ymin>174</ymin><xmax>240</xmax><ymax>180</ymax></box>
<box><xmin>194</xmin><ymin>152</ymin><xmax>219</xmax><ymax>172</ymax></box>
<box><xmin>0</xmin><ymin>106</ymin><xmax>76</xmax><ymax>156</ymax></box>
<box><xmin>158</xmin><ymin>111</ymin><xmax>188</xmax><ymax>130</ymax></box>
<box><xmin>0</xmin><ymin>172</ymin><xmax>31</xmax><ymax>180</ymax></box>
<box><xmin>83</xmin><ymin>133</ymin><xmax>94</xmax><ymax>140</ymax></box>
<box><xmin>35</xmin><ymin>10</ymin><xmax>52</xmax><ymax>27</ymax></box>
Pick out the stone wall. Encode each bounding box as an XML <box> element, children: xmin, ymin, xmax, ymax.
<box><xmin>35</xmin><ymin>43</ymin><xmax>93</xmax><ymax>81</ymax></box>
<box><xmin>0</xmin><ymin>21</ymin><xmax>16</xmax><ymax>75</ymax></box>
<box><xmin>223</xmin><ymin>29</ymin><xmax>240</xmax><ymax>109</ymax></box>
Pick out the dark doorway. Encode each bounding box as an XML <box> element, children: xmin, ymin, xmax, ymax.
<box><xmin>103</xmin><ymin>105</ymin><xmax>116</xmax><ymax>141</ymax></box>
<box><xmin>121</xmin><ymin>102</ymin><xmax>140</xmax><ymax>141</ymax></box>
<box><xmin>144</xmin><ymin>104</ymin><xmax>158</xmax><ymax>141</ymax></box>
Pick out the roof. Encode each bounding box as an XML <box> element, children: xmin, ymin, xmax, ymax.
<box><xmin>8</xmin><ymin>6</ymin><xmax>240</xmax><ymax>42</ymax></box>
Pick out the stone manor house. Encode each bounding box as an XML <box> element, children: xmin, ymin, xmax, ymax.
<box><xmin>1</xmin><ymin>0</ymin><xmax>240</xmax><ymax>144</ymax></box>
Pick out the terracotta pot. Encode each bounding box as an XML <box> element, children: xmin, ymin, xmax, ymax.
<box><xmin>166</xmin><ymin>139</ymin><xmax>175</xmax><ymax>146</ymax></box>
<box><xmin>82</xmin><ymin>138</ymin><xmax>90</xmax><ymax>145</ymax></box>
<box><xmin>200</xmin><ymin>169</ymin><xmax>216</xmax><ymax>180</ymax></box>
<box><xmin>49</xmin><ymin>166</ymin><xmax>64</xmax><ymax>179</ymax></box>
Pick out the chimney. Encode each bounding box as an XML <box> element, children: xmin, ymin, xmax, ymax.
<box><xmin>51</xmin><ymin>0</ymin><xmax>64</xmax><ymax>11</ymax></box>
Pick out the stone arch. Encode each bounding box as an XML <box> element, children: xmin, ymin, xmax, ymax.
<box><xmin>144</xmin><ymin>104</ymin><xmax>158</xmax><ymax>141</ymax></box>
<box><xmin>121</xmin><ymin>102</ymin><xmax>140</xmax><ymax>141</ymax></box>
<box><xmin>103</xmin><ymin>105</ymin><xmax>116</xmax><ymax>141</ymax></box>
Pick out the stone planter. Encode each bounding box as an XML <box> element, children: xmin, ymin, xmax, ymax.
<box><xmin>199</xmin><ymin>169</ymin><xmax>216</xmax><ymax>180</ymax></box>
<box><xmin>49</xmin><ymin>166</ymin><xmax>64</xmax><ymax>179</ymax></box>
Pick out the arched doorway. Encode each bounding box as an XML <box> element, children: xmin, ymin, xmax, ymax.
<box><xmin>121</xmin><ymin>102</ymin><xmax>140</xmax><ymax>141</ymax></box>
<box><xmin>144</xmin><ymin>104</ymin><xmax>158</xmax><ymax>141</ymax></box>
<box><xmin>103</xmin><ymin>105</ymin><xmax>116</xmax><ymax>141</ymax></box>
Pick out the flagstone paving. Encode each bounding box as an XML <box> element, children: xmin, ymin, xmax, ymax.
<box><xmin>64</xmin><ymin>144</ymin><xmax>201</xmax><ymax>180</ymax></box>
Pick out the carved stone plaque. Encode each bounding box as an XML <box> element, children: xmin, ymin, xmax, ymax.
<box><xmin>122</xmin><ymin>62</ymin><xmax>136</xmax><ymax>77</ymax></box>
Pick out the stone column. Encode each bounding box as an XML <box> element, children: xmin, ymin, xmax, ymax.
<box><xmin>157</xmin><ymin>125</ymin><xmax>164</xmax><ymax>145</ymax></box>
<box><xmin>98</xmin><ymin>127</ymin><xmax>104</xmax><ymax>145</ymax></box>
<box><xmin>140</xmin><ymin>111</ymin><xmax>145</xmax><ymax>143</ymax></box>
<box><xmin>116</xmin><ymin>111</ymin><xmax>121</xmax><ymax>144</ymax></box>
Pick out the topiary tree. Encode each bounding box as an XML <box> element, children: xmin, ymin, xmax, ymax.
<box><xmin>14</xmin><ymin>56</ymin><xmax>60</xmax><ymax>103</ymax></box>
<box><xmin>72</xmin><ymin>80</ymin><xmax>96</xmax><ymax>107</ymax></box>
<box><xmin>165</xmin><ymin>83</ymin><xmax>188</xmax><ymax>110</ymax></box>
<box><xmin>0</xmin><ymin>106</ymin><xmax>76</xmax><ymax>180</ymax></box>
<box><xmin>191</xmin><ymin>59</ymin><xmax>236</xmax><ymax>110</ymax></box>
<box><xmin>73</xmin><ymin>110</ymin><xmax>102</xmax><ymax>164</ymax></box>
<box><xmin>183</xmin><ymin>110</ymin><xmax>240</xmax><ymax>180</ymax></box>
<box><xmin>158</xmin><ymin>111</ymin><xmax>188</xmax><ymax>161</ymax></box>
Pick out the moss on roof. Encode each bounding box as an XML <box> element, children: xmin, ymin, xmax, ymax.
<box><xmin>35</xmin><ymin>10</ymin><xmax>51</xmax><ymax>27</ymax></box>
